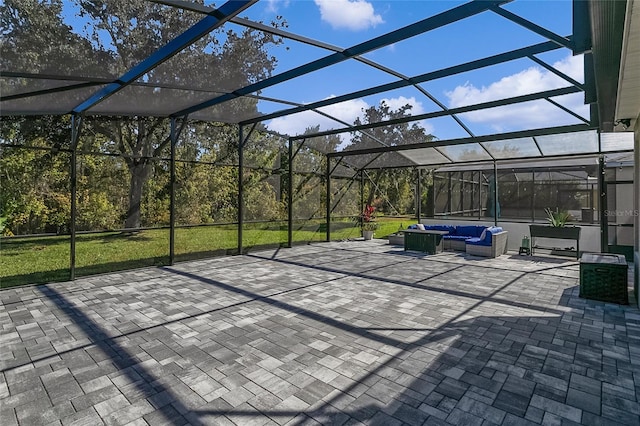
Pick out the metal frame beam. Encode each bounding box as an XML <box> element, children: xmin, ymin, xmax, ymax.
<box><xmin>416</xmin><ymin>168</ymin><xmax>422</xmax><ymax>221</ymax></box>
<box><xmin>174</xmin><ymin>0</ymin><xmax>509</xmax><ymax>117</ymax></box>
<box><xmin>0</xmin><ymin>71</ymin><xmax>108</xmax><ymax>82</ymax></box>
<box><xmin>240</xmin><ymin>39</ymin><xmax>564</xmax><ymax>126</ymax></box>
<box><xmin>326</xmin><ymin>157</ymin><xmax>331</xmax><ymax>242</ymax></box>
<box><xmin>168</xmin><ymin>116</ymin><xmax>188</xmax><ymax>265</ymax></box>
<box><xmin>292</xmin><ymin>109</ymin><xmax>420</xmax><ymax>168</ymax></box>
<box><xmin>301</xmin><ymin>86</ymin><xmax>582</xmax><ymax>141</ymax></box>
<box><xmin>150</xmin><ymin>0</ymin><xmax>463</xmax><ymax>91</ymax></box>
<box><xmin>544</xmin><ymin>98</ymin><xmax>590</xmax><ymax>124</ymax></box>
<box><xmin>353</xmin><ymin>150</ymin><xmax>630</xmax><ymax>173</ymax></box>
<box><xmin>527</xmin><ymin>55</ymin><xmax>584</xmax><ymax>90</ymax></box>
<box><xmin>360</xmin><ymin>171</ymin><xmax>365</xmax><ymax>227</ymax></box>
<box><xmin>72</xmin><ymin>0</ymin><xmax>255</xmax><ymax>114</ymax></box>
<box><xmin>69</xmin><ymin>114</ymin><xmax>83</xmax><ymax>280</ymax></box>
<box><xmin>490</xmin><ymin>5</ymin><xmax>572</xmax><ymax>49</ymax></box>
<box><xmin>169</xmin><ymin>119</ymin><xmax>177</xmax><ymax>264</ymax></box>
<box><xmin>326</xmin><ymin>124</ymin><xmax>594</xmax><ymax>158</ymax></box>
<box><xmin>237</xmin><ymin>123</ymin><xmax>258</xmax><ymax>254</ymax></box>
<box><xmin>238</xmin><ymin>125</ymin><xmax>244</xmax><ymax>254</ymax></box>
<box><xmin>415</xmin><ymin>87</ymin><xmax>475</xmax><ymax>137</ymax></box>
<box><xmin>1</xmin><ymin>82</ymin><xmax>102</xmax><ymax>103</ymax></box>
<box><xmin>333</xmin><ymin>137</ymin><xmax>624</xmax><ymax>175</ymax></box>
<box><xmin>287</xmin><ymin>138</ymin><xmax>294</xmax><ymax>248</ymax></box>
<box><xmin>0</xmin><ymin>70</ymin><xmax>268</xmax><ymax>103</ymax></box>
<box><xmin>531</xmin><ymin>136</ymin><xmax>544</xmax><ymax>156</ymax></box>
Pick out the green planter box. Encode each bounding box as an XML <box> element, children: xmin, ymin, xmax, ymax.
<box><xmin>580</xmin><ymin>253</ymin><xmax>628</xmax><ymax>304</ymax></box>
<box><xmin>530</xmin><ymin>225</ymin><xmax>581</xmax><ymax>259</ymax></box>
<box><xmin>529</xmin><ymin>224</ymin><xmax>581</xmax><ymax>239</ymax></box>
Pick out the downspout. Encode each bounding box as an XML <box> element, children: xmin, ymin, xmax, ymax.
<box><xmin>326</xmin><ymin>156</ymin><xmax>331</xmax><ymax>242</ymax></box>
<box><xmin>598</xmin><ymin>155</ymin><xmax>607</xmax><ymax>252</ymax></box>
<box><xmin>416</xmin><ymin>168</ymin><xmax>422</xmax><ymax>222</ymax></box>
<box><xmin>493</xmin><ymin>161</ymin><xmax>498</xmax><ymax>227</ymax></box>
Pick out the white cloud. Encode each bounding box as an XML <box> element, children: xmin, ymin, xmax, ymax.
<box><xmin>267</xmin><ymin>95</ymin><xmax>434</xmax><ymax>138</ymax></box>
<box><xmin>314</xmin><ymin>0</ymin><xmax>383</xmax><ymax>31</ymax></box>
<box><xmin>267</xmin><ymin>97</ymin><xmax>369</xmax><ymax>137</ymax></box>
<box><xmin>445</xmin><ymin>55</ymin><xmax>588</xmax><ymax>131</ymax></box>
<box><xmin>554</xmin><ymin>54</ymin><xmax>584</xmax><ymax>82</ymax></box>
<box><xmin>381</xmin><ymin>96</ymin><xmax>426</xmax><ymax>115</ymax></box>
<box><xmin>265</xmin><ymin>0</ymin><xmax>290</xmax><ymax>13</ymax></box>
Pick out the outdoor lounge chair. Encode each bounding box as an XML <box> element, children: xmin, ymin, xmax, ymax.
<box><xmin>465</xmin><ymin>228</ymin><xmax>509</xmax><ymax>258</ymax></box>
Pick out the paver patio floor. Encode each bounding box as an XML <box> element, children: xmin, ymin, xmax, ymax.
<box><xmin>1</xmin><ymin>241</ymin><xmax>639</xmax><ymax>425</ymax></box>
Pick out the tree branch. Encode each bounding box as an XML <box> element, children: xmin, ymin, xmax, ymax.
<box><xmin>153</xmin><ymin>118</ymin><xmax>186</xmax><ymax>157</ymax></box>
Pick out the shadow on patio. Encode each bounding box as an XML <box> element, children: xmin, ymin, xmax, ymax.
<box><xmin>1</xmin><ymin>244</ymin><xmax>637</xmax><ymax>425</ymax></box>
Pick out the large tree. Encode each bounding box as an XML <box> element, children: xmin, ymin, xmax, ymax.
<box><xmin>346</xmin><ymin>101</ymin><xmax>436</xmax><ymax>214</ymax></box>
<box><xmin>1</xmin><ymin>0</ymin><xmax>285</xmax><ymax>229</ymax></box>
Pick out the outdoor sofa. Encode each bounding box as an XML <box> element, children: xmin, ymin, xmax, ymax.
<box><xmin>406</xmin><ymin>224</ymin><xmax>508</xmax><ymax>257</ymax></box>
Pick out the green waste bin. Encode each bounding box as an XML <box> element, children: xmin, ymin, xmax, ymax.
<box><xmin>580</xmin><ymin>253</ymin><xmax>628</xmax><ymax>304</ymax></box>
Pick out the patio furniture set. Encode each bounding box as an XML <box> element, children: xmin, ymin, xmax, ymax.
<box><xmin>394</xmin><ymin>224</ymin><xmax>632</xmax><ymax>306</ymax></box>
<box><xmin>398</xmin><ymin>224</ymin><xmax>508</xmax><ymax>258</ymax></box>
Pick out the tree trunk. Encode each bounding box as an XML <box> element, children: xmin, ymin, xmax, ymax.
<box><xmin>124</xmin><ymin>161</ymin><xmax>151</xmax><ymax>229</ymax></box>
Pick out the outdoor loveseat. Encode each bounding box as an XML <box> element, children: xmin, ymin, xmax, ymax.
<box><xmin>406</xmin><ymin>224</ymin><xmax>508</xmax><ymax>257</ymax></box>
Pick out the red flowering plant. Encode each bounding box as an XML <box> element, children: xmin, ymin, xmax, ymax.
<box><xmin>360</xmin><ymin>204</ymin><xmax>379</xmax><ymax>231</ymax></box>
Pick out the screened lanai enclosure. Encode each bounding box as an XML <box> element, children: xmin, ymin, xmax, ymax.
<box><xmin>1</xmin><ymin>0</ymin><xmax>637</xmax><ymax>288</ymax></box>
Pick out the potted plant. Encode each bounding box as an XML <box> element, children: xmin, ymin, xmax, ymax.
<box><xmin>360</xmin><ymin>205</ymin><xmax>378</xmax><ymax>240</ymax></box>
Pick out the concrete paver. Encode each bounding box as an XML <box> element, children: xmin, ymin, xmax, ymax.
<box><xmin>1</xmin><ymin>240</ymin><xmax>639</xmax><ymax>425</ymax></box>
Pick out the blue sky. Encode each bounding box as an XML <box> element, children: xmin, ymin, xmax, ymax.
<box><xmin>57</xmin><ymin>0</ymin><xmax>586</xmax><ymax>143</ymax></box>
<box><xmin>231</xmin><ymin>0</ymin><xmax>586</xmax><ymax>142</ymax></box>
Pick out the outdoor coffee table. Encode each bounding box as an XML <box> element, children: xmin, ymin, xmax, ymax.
<box><xmin>403</xmin><ymin>229</ymin><xmax>449</xmax><ymax>255</ymax></box>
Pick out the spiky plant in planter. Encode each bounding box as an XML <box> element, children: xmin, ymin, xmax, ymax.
<box><xmin>544</xmin><ymin>207</ymin><xmax>573</xmax><ymax>227</ymax></box>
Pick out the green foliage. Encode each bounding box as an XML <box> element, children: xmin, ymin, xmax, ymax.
<box><xmin>0</xmin><ymin>217</ymin><xmax>11</xmax><ymax>236</ymax></box>
<box><xmin>544</xmin><ymin>207</ymin><xmax>573</xmax><ymax>227</ymax></box>
<box><xmin>75</xmin><ymin>153</ymin><xmax>129</xmax><ymax>230</ymax></box>
<box><xmin>361</xmin><ymin>221</ymin><xmax>379</xmax><ymax>231</ymax></box>
<box><xmin>175</xmin><ymin>163</ymin><xmax>237</xmax><ymax>225</ymax></box>
<box><xmin>241</xmin><ymin>135</ymin><xmax>287</xmax><ymax>222</ymax></box>
<box><xmin>1</xmin><ymin>0</ymin><xmax>285</xmax><ymax>230</ymax></box>
<box><xmin>77</xmin><ymin>191</ymin><xmax>120</xmax><ymax>230</ymax></box>
<box><xmin>243</xmin><ymin>175</ymin><xmax>285</xmax><ymax>222</ymax></box>
<box><xmin>0</xmin><ymin>3</ymin><xmax>436</xmax><ymax>285</ymax></box>
<box><xmin>0</xmin><ymin>144</ymin><xmax>71</xmax><ymax>235</ymax></box>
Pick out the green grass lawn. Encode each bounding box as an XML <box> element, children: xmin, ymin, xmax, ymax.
<box><xmin>0</xmin><ymin>217</ymin><xmax>411</xmax><ymax>288</ymax></box>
